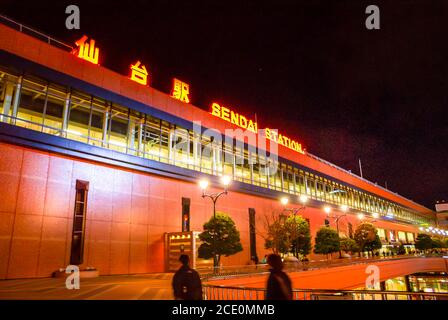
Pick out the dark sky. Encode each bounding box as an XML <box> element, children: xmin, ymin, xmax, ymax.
<box><xmin>2</xmin><ymin>0</ymin><xmax>447</xmax><ymax>209</ymax></box>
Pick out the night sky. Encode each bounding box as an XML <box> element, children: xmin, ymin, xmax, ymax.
<box><xmin>2</xmin><ymin>0</ymin><xmax>447</xmax><ymax>209</ymax></box>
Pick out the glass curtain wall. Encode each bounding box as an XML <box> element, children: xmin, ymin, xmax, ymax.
<box><xmin>0</xmin><ymin>67</ymin><xmax>434</xmax><ymax>226</ymax></box>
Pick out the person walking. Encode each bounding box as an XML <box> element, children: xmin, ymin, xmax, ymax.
<box><xmin>172</xmin><ymin>254</ymin><xmax>203</xmax><ymax>300</ymax></box>
<box><xmin>265</xmin><ymin>254</ymin><xmax>293</xmax><ymax>300</ymax></box>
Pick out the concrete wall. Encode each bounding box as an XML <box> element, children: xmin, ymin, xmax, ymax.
<box><xmin>0</xmin><ymin>142</ymin><xmax>422</xmax><ymax>279</ymax></box>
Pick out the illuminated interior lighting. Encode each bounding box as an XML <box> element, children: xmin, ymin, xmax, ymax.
<box><xmin>66</xmin><ymin>129</ymin><xmax>82</xmax><ymax>136</ymax></box>
<box><xmin>109</xmin><ymin>140</ymin><xmax>127</xmax><ymax>147</ymax></box>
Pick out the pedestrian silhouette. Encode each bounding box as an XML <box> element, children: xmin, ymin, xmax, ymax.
<box><xmin>172</xmin><ymin>254</ymin><xmax>203</xmax><ymax>300</ymax></box>
<box><xmin>265</xmin><ymin>254</ymin><xmax>293</xmax><ymax>300</ymax></box>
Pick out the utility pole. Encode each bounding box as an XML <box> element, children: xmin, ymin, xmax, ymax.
<box><xmin>359</xmin><ymin>158</ymin><xmax>363</xmax><ymax>178</ymax></box>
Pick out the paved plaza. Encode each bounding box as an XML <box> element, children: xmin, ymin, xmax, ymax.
<box><xmin>0</xmin><ymin>273</ymin><xmax>175</xmax><ymax>300</ymax></box>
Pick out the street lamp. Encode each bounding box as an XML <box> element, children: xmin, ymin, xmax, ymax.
<box><xmin>326</xmin><ymin>205</ymin><xmax>347</xmax><ymax>258</ymax></box>
<box><xmin>279</xmin><ymin>196</ymin><xmax>307</xmax><ymax>259</ymax></box>
<box><xmin>280</xmin><ymin>195</ymin><xmax>307</xmax><ymax>215</ymax></box>
<box><xmin>299</xmin><ymin>195</ymin><xmax>309</xmax><ymax>204</ymax></box>
<box><xmin>358</xmin><ymin>212</ymin><xmax>379</xmax><ymax>223</ymax></box>
<box><xmin>199</xmin><ymin>175</ymin><xmax>232</xmax><ymax>272</ymax></box>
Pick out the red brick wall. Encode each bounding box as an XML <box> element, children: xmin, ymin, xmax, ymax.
<box><xmin>0</xmin><ymin>142</ymin><xmax>423</xmax><ymax>279</ymax></box>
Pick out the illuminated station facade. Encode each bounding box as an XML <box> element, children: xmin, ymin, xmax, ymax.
<box><xmin>0</xmin><ymin>19</ymin><xmax>441</xmax><ymax>279</ymax></box>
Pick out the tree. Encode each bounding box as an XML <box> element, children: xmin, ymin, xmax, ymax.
<box><xmin>285</xmin><ymin>214</ymin><xmax>312</xmax><ymax>258</ymax></box>
<box><xmin>198</xmin><ymin>212</ymin><xmax>243</xmax><ymax>267</ymax></box>
<box><xmin>314</xmin><ymin>227</ymin><xmax>340</xmax><ymax>259</ymax></box>
<box><xmin>431</xmin><ymin>238</ymin><xmax>443</xmax><ymax>249</ymax></box>
<box><xmin>264</xmin><ymin>213</ymin><xmax>311</xmax><ymax>259</ymax></box>
<box><xmin>397</xmin><ymin>244</ymin><xmax>406</xmax><ymax>255</ymax></box>
<box><xmin>264</xmin><ymin>213</ymin><xmax>289</xmax><ymax>254</ymax></box>
<box><xmin>364</xmin><ymin>234</ymin><xmax>382</xmax><ymax>253</ymax></box>
<box><xmin>354</xmin><ymin>223</ymin><xmax>378</xmax><ymax>253</ymax></box>
<box><xmin>340</xmin><ymin>238</ymin><xmax>359</xmax><ymax>255</ymax></box>
<box><xmin>415</xmin><ymin>233</ymin><xmax>433</xmax><ymax>251</ymax></box>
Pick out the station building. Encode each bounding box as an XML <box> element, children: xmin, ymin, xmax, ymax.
<box><xmin>0</xmin><ymin>17</ymin><xmax>439</xmax><ymax>279</ymax></box>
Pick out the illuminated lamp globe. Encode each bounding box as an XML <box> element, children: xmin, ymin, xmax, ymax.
<box><xmin>221</xmin><ymin>175</ymin><xmax>232</xmax><ymax>187</ymax></box>
<box><xmin>357</xmin><ymin>213</ymin><xmax>365</xmax><ymax>220</ymax></box>
<box><xmin>299</xmin><ymin>195</ymin><xmax>308</xmax><ymax>204</ymax></box>
<box><xmin>323</xmin><ymin>206</ymin><xmax>332</xmax><ymax>214</ymax></box>
<box><xmin>340</xmin><ymin>204</ymin><xmax>349</xmax><ymax>212</ymax></box>
<box><xmin>372</xmin><ymin>212</ymin><xmax>379</xmax><ymax>219</ymax></box>
<box><xmin>199</xmin><ymin>179</ymin><xmax>209</xmax><ymax>190</ymax></box>
<box><xmin>280</xmin><ymin>197</ymin><xmax>289</xmax><ymax>206</ymax></box>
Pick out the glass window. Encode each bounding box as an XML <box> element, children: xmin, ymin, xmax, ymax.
<box><xmin>397</xmin><ymin>231</ymin><xmax>407</xmax><ymax>243</ymax></box>
<box><xmin>242</xmin><ymin>150</ymin><xmax>251</xmax><ymax>183</ymax></box>
<box><xmin>107</xmin><ymin>104</ymin><xmax>128</xmax><ymax>153</ymax></box>
<box><xmin>0</xmin><ymin>68</ymin><xmax>436</xmax><ymax>227</ymax></box>
<box><xmin>212</xmin><ymin>138</ymin><xmax>223</xmax><ymax>175</ymax></box>
<box><xmin>16</xmin><ymin>76</ymin><xmax>47</xmax><ymax>132</ymax></box>
<box><xmin>160</xmin><ymin>120</ymin><xmax>172</xmax><ymax>163</ymax></box>
<box><xmin>67</xmin><ymin>91</ymin><xmax>91</xmax><ymax>143</ymax></box>
<box><xmin>222</xmin><ymin>141</ymin><xmax>234</xmax><ymax>177</ymax></box>
<box><xmin>142</xmin><ymin>115</ymin><xmax>161</xmax><ymax>161</ymax></box>
<box><xmin>256</xmin><ymin>155</ymin><xmax>268</xmax><ymax>188</ymax></box>
<box><xmin>200</xmin><ymin>134</ymin><xmax>213</xmax><ymax>174</ymax></box>
<box><xmin>88</xmin><ymin>97</ymin><xmax>107</xmax><ymax>147</ymax></box>
<box><xmin>0</xmin><ymin>70</ymin><xmax>20</xmax><ymax>123</ymax></box>
<box><xmin>172</xmin><ymin>125</ymin><xmax>190</xmax><ymax>168</ymax></box>
<box><xmin>234</xmin><ymin>146</ymin><xmax>244</xmax><ymax>182</ymax></box>
<box><xmin>127</xmin><ymin>109</ymin><xmax>144</xmax><ymax>156</ymax></box>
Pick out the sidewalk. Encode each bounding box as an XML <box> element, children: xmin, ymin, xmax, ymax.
<box><xmin>0</xmin><ymin>273</ymin><xmax>175</xmax><ymax>300</ymax></box>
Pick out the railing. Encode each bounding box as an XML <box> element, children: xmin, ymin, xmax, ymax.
<box><xmin>199</xmin><ymin>255</ymin><xmax>438</xmax><ymax>281</ymax></box>
<box><xmin>198</xmin><ymin>265</ymin><xmax>270</xmax><ymax>281</ymax></box>
<box><xmin>202</xmin><ymin>284</ymin><xmax>448</xmax><ymax>300</ymax></box>
<box><xmin>0</xmin><ymin>14</ymin><xmax>73</xmax><ymax>52</ymax></box>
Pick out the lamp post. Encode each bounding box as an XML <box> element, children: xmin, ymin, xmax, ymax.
<box><xmin>357</xmin><ymin>212</ymin><xmax>378</xmax><ymax>223</ymax></box>
<box><xmin>280</xmin><ymin>195</ymin><xmax>308</xmax><ymax>258</ymax></box>
<box><xmin>325</xmin><ymin>204</ymin><xmax>348</xmax><ymax>258</ymax></box>
<box><xmin>280</xmin><ymin>195</ymin><xmax>308</xmax><ymax>214</ymax></box>
<box><xmin>199</xmin><ymin>175</ymin><xmax>231</xmax><ymax>272</ymax></box>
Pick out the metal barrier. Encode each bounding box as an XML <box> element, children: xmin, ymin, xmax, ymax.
<box><xmin>198</xmin><ymin>255</ymin><xmax>436</xmax><ymax>280</ymax></box>
<box><xmin>0</xmin><ymin>14</ymin><xmax>73</xmax><ymax>51</ymax></box>
<box><xmin>202</xmin><ymin>284</ymin><xmax>448</xmax><ymax>300</ymax></box>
